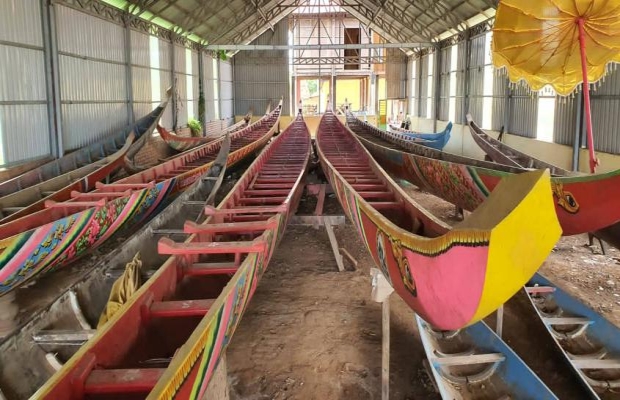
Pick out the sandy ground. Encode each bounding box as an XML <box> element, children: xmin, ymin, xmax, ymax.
<box><xmin>226</xmin><ymin>179</ymin><xmax>620</xmax><ymax>399</ymax></box>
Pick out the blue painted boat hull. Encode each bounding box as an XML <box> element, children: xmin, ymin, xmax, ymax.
<box><xmin>416</xmin><ymin>314</ymin><xmax>558</xmax><ymax>399</ymax></box>
<box><xmin>527</xmin><ymin>274</ymin><xmax>620</xmax><ymax>399</ymax></box>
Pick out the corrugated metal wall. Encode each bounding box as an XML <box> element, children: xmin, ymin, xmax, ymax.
<box><xmin>455</xmin><ymin>40</ymin><xmax>467</xmax><ymax>124</ymax></box>
<box><xmin>509</xmin><ymin>82</ymin><xmax>538</xmax><ymax>138</ymax></box>
<box><xmin>219</xmin><ymin>59</ymin><xmax>234</xmax><ymax>124</ymax></box>
<box><xmin>203</xmin><ymin>53</ymin><xmax>218</xmax><ymax>123</ymax></box>
<box><xmin>130</xmin><ymin>30</ymin><xmax>152</xmax><ymax>122</ymax></box>
<box><xmin>491</xmin><ymin>70</ymin><xmax>508</xmax><ymax>131</ymax></box>
<box><xmin>173</xmin><ymin>44</ymin><xmax>188</xmax><ymax>127</ymax></box>
<box><xmin>158</xmin><ymin>38</ymin><xmax>173</xmax><ymax>129</ymax></box>
<box><xmin>438</xmin><ymin>47</ymin><xmax>451</xmax><ymax>121</ymax></box>
<box><xmin>419</xmin><ymin>55</ymin><xmax>429</xmax><ymax>118</ymax></box>
<box><xmin>0</xmin><ymin>0</ymin><xmax>51</xmax><ymax>164</ymax></box>
<box><xmin>386</xmin><ymin>48</ymin><xmax>407</xmax><ymax>99</ymax></box>
<box><xmin>56</xmin><ymin>5</ymin><xmax>128</xmax><ymax>151</ymax></box>
<box><xmin>467</xmin><ymin>34</ymin><xmax>485</xmax><ymax>125</ymax></box>
<box><xmin>590</xmin><ymin>69</ymin><xmax>620</xmax><ymax>153</ymax></box>
<box><xmin>554</xmin><ymin>94</ymin><xmax>578</xmax><ymax>146</ymax></box>
<box><xmin>234</xmin><ymin>18</ymin><xmax>289</xmax><ymax>116</ymax></box>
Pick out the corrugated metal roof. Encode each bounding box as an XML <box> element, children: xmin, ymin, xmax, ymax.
<box><xmin>121</xmin><ymin>0</ymin><xmax>494</xmax><ymax>48</ymax></box>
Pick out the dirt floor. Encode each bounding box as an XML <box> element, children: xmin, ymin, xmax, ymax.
<box><xmin>226</xmin><ymin>179</ymin><xmax>620</xmax><ymax>400</ymax></box>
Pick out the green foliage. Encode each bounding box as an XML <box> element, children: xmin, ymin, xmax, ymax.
<box><xmin>188</xmin><ymin>118</ymin><xmax>202</xmax><ymax>137</ymax></box>
<box><xmin>218</xmin><ymin>50</ymin><xmax>228</xmax><ymax>61</ymax></box>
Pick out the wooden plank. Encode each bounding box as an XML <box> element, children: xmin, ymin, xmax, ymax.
<box><xmin>542</xmin><ymin>317</ymin><xmax>592</xmax><ymax>325</ymax></box>
<box><xmin>325</xmin><ymin>223</ymin><xmax>345</xmax><ymax>272</ymax></box>
<box><xmin>184</xmin><ymin>220</ymin><xmax>273</xmax><ymax>234</ymax></box>
<box><xmin>432</xmin><ymin>353</ymin><xmax>505</xmax><ymax>367</ymax></box>
<box><xmin>290</xmin><ymin>215</ymin><xmax>345</xmax><ymax>226</ymax></box>
<box><xmin>158</xmin><ymin>237</ymin><xmax>265</xmax><ymax>255</ymax></box>
<box><xmin>525</xmin><ymin>286</ymin><xmax>556</xmax><ymax>294</ymax></box>
<box><xmin>571</xmin><ymin>359</ymin><xmax>620</xmax><ymax>370</ymax></box>
<box><xmin>149</xmin><ymin>299</ymin><xmax>215</xmax><ymax>318</ymax></box>
<box><xmin>185</xmin><ymin>262</ymin><xmax>238</xmax><ymax>276</ymax></box>
<box><xmin>382</xmin><ymin>297</ymin><xmax>390</xmax><ymax>400</ymax></box>
<box><xmin>33</xmin><ymin>329</ymin><xmax>96</xmax><ymax>344</ymax></box>
<box><xmin>84</xmin><ymin>368</ymin><xmax>166</xmax><ymax>394</ymax></box>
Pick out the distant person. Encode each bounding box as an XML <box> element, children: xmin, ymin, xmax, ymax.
<box><xmin>298</xmin><ymin>99</ymin><xmax>303</xmax><ymax>115</ymax></box>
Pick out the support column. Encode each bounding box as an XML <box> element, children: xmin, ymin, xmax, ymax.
<box><xmin>124</xmin><ymin>19</ymin><xmax>135</xmax><ymax>126</ymax></box>
<box><xmin>572</xmin><ymin>93</ymin><xmax>583</xmax><ymax>171</ymax></box>
<box><xmin>41</xmin><ymin>0</ymin><xmax>63</xmax><ymax>157</ymax></box>
<box><xmin>503</xmin><ymin>80</ymin><xmax>511</xmax><ymax>133</ymax></box>
<box><xmin>198</xmin><ymin>49</ymin><xmax>206</xmax><ymax>134</ymax></box>
<box><xmin>433</xmin><ymin>46</ymin><xmax>442</xmax><ymax>132</ymax></box>
<box><xmin>461</xmin><ymin>30</ymin><xmax>471</xmax><ymax>125</ymax></box>
<box><xmin>417</xmin><ymin>56</ymin><xmax>423</xmax><ymax>118</ymax></box>
<box><xmin>171</xmin><ymin>34</ymin><xmax>177</xmax><ymax>130</ymax></box>
<box><xmin>217</xmin><ymin>58</ymin><xmax>223</xmax><ymax>123</ymax></box>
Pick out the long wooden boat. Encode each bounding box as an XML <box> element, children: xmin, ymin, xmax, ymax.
<box><xmin>126</xmin><ymin>111</ymin><xmax>256</xmax><ymax>174</ymax></box>
<box><xmin>348</xmin><ymin>114</ymin><xmax>620</xmax><ymax>237</ymax></box>
<box><xmin>525</xmin><ymin>274</ymin><xmax>620</xmax><ymax>398</ymax></box>
<box><xmin>466</xmin><ymin>114</ymin><xmax>571</xmax><ymax>175</ymax></box>
<box><xmin>0</xmin><ymin>132</ymin><xmax>232</xmax><ymax>399</ymax></box>
<box><xmin>389</xmin><ymin>121</ymin><xmax>453</xmax><ymax>141</ymax></box>
<box><xmin>35</xmin><ymin>113</ymin><xmax>310</xmax><ymax>399</ymax></box>
<box><xmin>0</xmin><ymin>93</ymin><xmax>169</xmax><ymax>203</ymax></box>
<box><xmin>416</xmin><ymin>315</ymin><xmax>558</xmax><ymax>399</ymax></box>
<box><xmin>160</xmin><ymin>111</ymin><xmax>253</xmax><ymax>152</ymax></box>
<box><xmin>0</xmin><ymin>97</ymin><xmax>170</xmax><ymax>223</ymax></box>
<box><xmin>318</xmin><ymin>111</ymin><xmax>561</xmax><ymax>330</ymax></box>
<box><xmin>0</xmin><ymin>103</ymin><xmax>282</xmax><ymax>298</ymax></box>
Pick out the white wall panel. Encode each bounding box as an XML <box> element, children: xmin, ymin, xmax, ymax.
<box><xmin>61</xmin><ymin>103</ymin><xmax>127</xmax><ymax>150</ymax></box>
<box><xmin>0</xmin><ymin>0</ymin><xmax>43</xmax><ymax>46</ymax></box>
<box><xmin>0</xmin><ymin>0</ymin><xmax>50</xmax><ymax>164</ymax></box>
<box><xmin>0</xmin><ymin>45</ymin><xmax>47</xmax><ymax>102</ymax></box>
<box><xmin>56</xmin><ymin>5</ymin><xmax>124</xmax><ymax>61</ymax></box>
<box><xmin>131</xmin><ymin>30</ymin><xmax>150</xmax><ymax>67</ymax></box>
<box><xmin>59</xmin><ymin>56</ymin><xmax>126</xmax><ymax>101</ymax></box>
<box><xmin>56</xmin><ymin>4</ymin><xmax>128</xmax><ymax>151</ymax></box>
<box><xmin>0</xmin><ymin>105</ymin><xmax>49</xmax><ymax>163</ymax></box>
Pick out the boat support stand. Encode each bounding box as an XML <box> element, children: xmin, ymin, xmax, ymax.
<box><xmin>290</xmin><ymin>183</ymin><xmax>353</xmax><ymax>272</ymax></box>
<box><xmin>371</xmin><ymin>268</ymin><xmax>394</xmax><ymax>400</ymax></box>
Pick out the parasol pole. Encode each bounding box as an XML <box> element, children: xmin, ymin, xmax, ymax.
<box><xmin>577</xmin><ymin>17</ymin><xmax>599</xmax><ymax>173</ymax></box>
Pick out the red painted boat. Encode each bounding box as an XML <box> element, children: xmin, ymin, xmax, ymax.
<box><xmin>467</xmin><ymin>115</ymin><xmax>620</xmax><ymax>239</ymax></box>
<box><xmin>0</xmin><ymin>132</ymin><xmax>232</xmax><ymax>399</ymax></box>
<box><xmin>319</xmin><ymin>111</ymin><xmax>560</xmax><ymax>330</ymax></box>
<box><xmin>35</xmin><ymin>113</ymin><xmax>310</xmax><ymax>399</ymax></box>
<box><xmin>348</xmin><ymin>113</ymin><xmax>620</xmax><ymax>237</ymax></box>
<box><xmin>160</xmin><ymin>111</ymin><xmax>253</xmax><ymax>153</ymax></box>
<box><xmin>0</xmin><ymin>95</ymin><xmax>170</xmax><ymax>223</ymax></box>
<box><xmin>0</xmin><ymin>103</ymin><xmax>281</xmax><ymax>298</ymax></box>
<box><xmin>126</xmin><ymin>111</ymin><xmax>255</xmax><ymax>174</ymax></box>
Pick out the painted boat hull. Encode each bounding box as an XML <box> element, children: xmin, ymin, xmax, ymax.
<box><xmin>390</xmin><ymin>121</ymin><xmax>453</xmax><ymax>141</ymax></box>
<box><xmin>0</xmin><ymin>94</ymin><xmax>170</xmax><ymax>200</ymax></box>
<box><xmin>319</xmin><ymin>112</ymin><xmax>561</xmax><ymax>329</ymax></box>
<box><xmin>0</xmin><ymin>134</ymin><xmax>134</xmax><ymax>224</ymax></box>
<box><xmin>349</xmin><ymin>115</ymin><xmax>620</xmax><ymax>236</ymax></box>
<box><xmin>416</xmin><ymin>315</ymin><xmax>558</xmax><ymax>399</ymax></box>
<box><xmin>526</xmin><ymin>274</ymin><xmax>620</xmax><ymax>398</ymax></box>
<box><xmin>0</xmin><ymin>134</ymin><xmax>232</xmax><ymax>399</ymax></box>
<box><xmin>466</xmin><ymin>114</ymin><xmax>570</xmax><ymax>175</ymax></box>
<box><xmin>35</xmin><ymin>114</ymin><xmax>310</xmax><ymax>400</ymax></box>
<box><xmin>0</xmin><ymin>105</ymin><xmax>282</xmax><ymax>297</ymax></box>
<box><xmin>160</xmin><ymin>114</ymin><xmax>251</xmax><ymax>152</ymax></box>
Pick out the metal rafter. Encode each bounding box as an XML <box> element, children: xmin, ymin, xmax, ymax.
<box><xmin>338</xmin><ymin>0</ymin><xmax>416</xmax><ymax>44</ymax></box>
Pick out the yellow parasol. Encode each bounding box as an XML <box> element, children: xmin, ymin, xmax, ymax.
<box><xmin>492</xmin><ymin>0</ymin><xmax>620</xmax><ymax>173</ymax></box>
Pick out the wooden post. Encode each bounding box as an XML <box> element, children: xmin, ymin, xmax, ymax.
<box><xmin>371</xmin><ymin>268</ymin><xmax>395</xmax><ymax>400</ymax></box>
<box><xmin>496</xmin><ymin>305</ymin><xmax>504</xmax><ymax>338</ymax></box>
<box><xmin>382</xmin><ymin>297</ymin><xmax>390</xmax><ymax>400</ymax></box>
